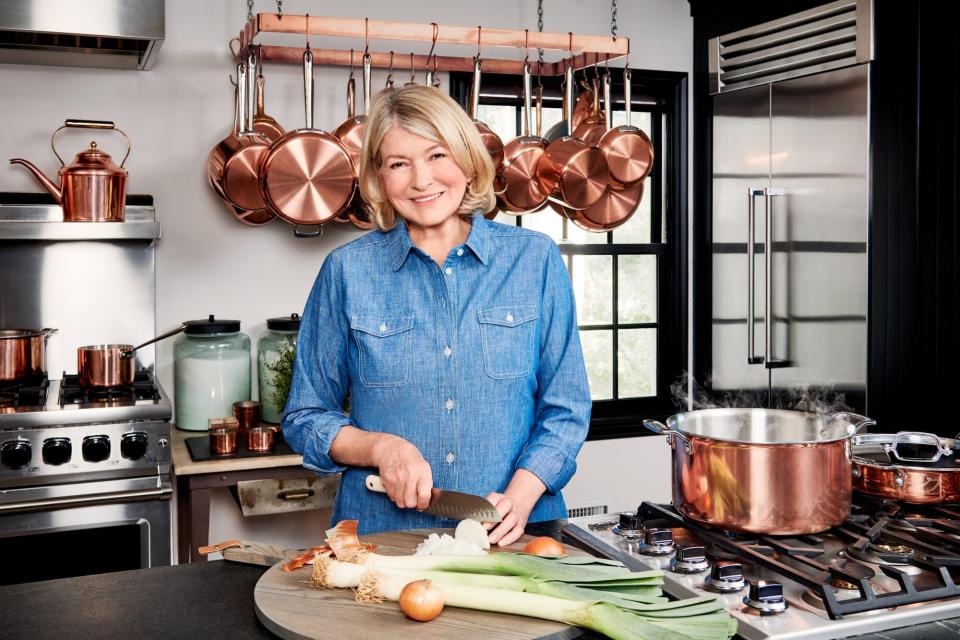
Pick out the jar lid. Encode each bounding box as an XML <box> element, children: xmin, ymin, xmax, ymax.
<box><xmin>267</xmin><ymin>313</ymin><xmax>301</xmax><ymax>331</ymax></box>
<box><xmin>183</xmin><ymin>314</ymin><xmax>241</xmax><ymax>335</ymax></box>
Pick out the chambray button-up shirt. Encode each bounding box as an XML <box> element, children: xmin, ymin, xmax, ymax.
<box><xmin>282</xmin><ymin>214</ymin><xmax>591</xmax><ymax>535</ymax></box>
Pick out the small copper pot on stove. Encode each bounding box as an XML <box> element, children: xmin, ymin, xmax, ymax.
<box><xmin>77</xmin><ymin>325</ymin><xmax>186</xmax><ymax>388</ymax></box>
<box><xmin>0</xmin><ymin>328</ymin><xmax>57</xmax><ymax>382</ymax></box>
<box><xmin>852</xmin><ymin>431</ymin><xmax>960</xmax><ymax>504</ymax></box>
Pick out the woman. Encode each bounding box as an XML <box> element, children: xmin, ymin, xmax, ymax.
<box><xmin>282</xmin><ymin>85</ymin><xmax>590</xmax><ymax>547</ymax></box>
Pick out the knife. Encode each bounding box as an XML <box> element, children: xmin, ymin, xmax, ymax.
<box><xmin>365</xmin><ymin>475</ymin><xmax>502</xmax><ymax>523</ymax></box>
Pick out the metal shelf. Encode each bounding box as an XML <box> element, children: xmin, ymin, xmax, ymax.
<box><xmin>0</xmin><ymin>194</ymin><xmax>161</xmax><ymax>241</ymax></box>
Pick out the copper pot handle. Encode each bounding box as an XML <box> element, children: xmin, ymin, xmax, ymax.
<box><xmin>51</xmin><ymin>120</ymin><xmax>132</xmax><ymax>167</ymax></box>
<box><xmin>120</xmin><ymin>324</ymin><xmax>187</xmax><ymax>359</ymax></box>
<box><xmin>643</xmin><ymin>419</ymin><xmax>692</xmax><ymax>454</ymax></box>
<box><xmin>882</xmin><ymin>431</ymin><xmax>953</xmax><ymax>463</ymax></box>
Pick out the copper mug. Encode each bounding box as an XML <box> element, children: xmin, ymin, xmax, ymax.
<box><xmin>246</xmin><ymin>426</ymin><xmax>275</xmax><ymax>453</ymax></box>
<box><xmin>209</xmin><ymin>427</ymin><xmax>238</xmax><ymax>455</ymax></box>
<box><xmin>232</xmin><ymin>400</ymin><xmax>261</xmax><ymax>434</ymax></box>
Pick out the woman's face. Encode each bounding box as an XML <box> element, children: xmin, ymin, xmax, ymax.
<box><xmin>378</xmin><ymin>127</ymin><xmax>469</xmax><ymax>231</ymax></box>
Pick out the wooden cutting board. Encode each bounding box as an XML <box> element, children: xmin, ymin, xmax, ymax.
<box><xmin>254</xmin><ymin>529</ymin><xmax>591</xmax><ymax>640</ymax></box>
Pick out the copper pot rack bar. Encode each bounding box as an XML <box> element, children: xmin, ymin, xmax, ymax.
<box><xmin>237</xmin><ymin>13</ymin><xmax>629</xmax><ymax>76</ymax></box>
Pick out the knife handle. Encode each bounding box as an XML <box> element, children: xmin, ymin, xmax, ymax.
<box><xmin>365</xmin><ymin>475</ymin><xmax>386</xmax><ymax>493</ymax></box>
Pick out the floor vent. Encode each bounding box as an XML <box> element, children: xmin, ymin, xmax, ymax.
<box><xmin>567</xmin><ymin>505</ymin><xmax>608</xmax><ymax>518</ymax></box>
<box><xmin>709</xmin><ymin>0</ymin><xmax>873</xmax><ymax>94</ymax></box>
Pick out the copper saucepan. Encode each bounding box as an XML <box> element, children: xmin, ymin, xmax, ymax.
<box><xmin>852</xmin><ymin>431</ymin><xmax>960</xmax><ymax>504</ymax></box>
<box><xmin>572</xmin><ymin>71</ymin><xmax>606</xmax><ymax>147</ymax></box>
<box><xmin>496</xmin><ymin>61</ymin><xmax>549</xmax><ymax>215</ymax></box>
<box><xmin>645</xmin><ymin>409</ymin><xmax>875</xmax><ymax>535</ymax></box>
<box><xmin>78</xmin><ymin>325</ymin><xmax>186</xmax><ymax>388</ymax></box>
<box><xmin>250</xmin><ymin>47</ymin><xmax>285</xmax><ymax>143</ymax></box>
<box><xmin>0</xmin><ymin>328</ymin><xmax>57</xmax><ymax>382</ymax></box>
<box><xmin>598</xmin><ymin>67</ymin><xmax>654</xmax><ymax>184</ymax></box>
<box><xmin>334</xmin><ymin>52</ymin><xmax>374</xmax><ymax>229</ymax></box>
<box><xmin>258</xmin><ymin>33</ymin><xmax>356</xmax><ymax>237</ymax></box>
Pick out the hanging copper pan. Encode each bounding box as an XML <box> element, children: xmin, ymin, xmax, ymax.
<box><xmin>598</xmin><ymin>67</ymin><xmax>654</xmax><ymax>184</ymax></box>
<box><xmin>258</xmin><ymin>38</ymin><xmax>356</xmax><ymax>237</ymax></box>
<box><xmin>206</xmin><ymin>63</ymin><xmax>274</xmax><ymax>226</ymax></box>
<box><xmin>561</xmin><ymin>178</ymin><xmax>643</xmax><ymax>232</ymax></box>
<box><xmin>468</xmin><ymin>57</ymin><xmax>505</xmax><ymax>170</ymax></box>
<box><xmin>496</xmin><ymin>62</ymin><xmax>549</xmax><ymax>215</ymax></box>
<box><xmin>250</xmin><ymin>48</ymin><xmax>284</xmax><ymax>143</ymax></box>
<box><xmin>535</xmin><ymin>61</ymin><xmax>609</xmax><ymax>211</ymax></box>
<box><xmin>221</xmin><ymin>54</ymin><xmax>272</xmax><ymax>213</ymax></box>
<box><xmin>572</xmin><ymin>71</ymin><xmax>606</xmax><ymax>147</ymax></box>
<box><xmin>334</xmin><ymin>52</ymin><xmax>375</xmax><ymax>229</ymax></box>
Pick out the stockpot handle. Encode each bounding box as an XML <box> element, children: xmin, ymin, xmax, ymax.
<box><xmin>884</xmin><ymin>431</ymin><xmax>953</xmax><ymax>463</ymax></box>
<box><xmin>832</xmin><ymin>411</ymin><xmax>876</xmax><ymax>434</ymax></box>
<box><xmin>643</xmin><ymin>419</ymin><xmax>692</xmax><ymax>454</ymax></box>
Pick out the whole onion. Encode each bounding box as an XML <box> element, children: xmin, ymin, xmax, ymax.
<box><xmin>398</xmin><ymin>579</ymin><xmax>444</xmax><ymax>622</ymax></box>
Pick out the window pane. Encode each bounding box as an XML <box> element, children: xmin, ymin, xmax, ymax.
<box><xmin>540</xmin><ymin>107</ymin><xmax>563</xmax><ymax>138</ymax></box>
<box><xmin>563</xmin><ymin>215</ymin><xmax>609</xmax><ymax>244</ymax></box>
<box><xmin>580</xmin><ymin>329</ymin><xmax>613</xmax><ymax>400</ymax></box>
<box><xmin>518</xmin><ymin>209</ymin><xmax>563</xmax><ymax>243</ymax></box>
<box><xmin>571</xmin><ymin>255</ymin><xmax>612</xmax><ymax>325</ymax></box>
<box><xmin>618</xmin><ymin>328</ymin><xmax>657</xmax><ymax>398</ymax></box>
<box><xmin>609</xmin><ymin>176</ymin><xmax>652</xmax><ymax>244</ymax></box>
<box><xmin>618</xmin><ymin>255</ymin><xmax>657</xmax><ymax>323</ymax></box>
<box><xmin>610</xmin><ymin>110</ymin><xmax>652</xmax><ymax>134</ymax></box>
<box><xmin>476</xmin><ymin>104</ymin><xmax>517</xmax><ymax>140</ymax></box>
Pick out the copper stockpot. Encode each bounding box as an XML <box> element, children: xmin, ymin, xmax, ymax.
<box><xmin>852</xmin><ymin>432</ymin><xmax>960</xmax><ymax>504</ymax></box>
<box><xmin>644</xmin><ymin>409</ymin><xmax>875</xmax><ymax>535</ymax></box>
<box><xmin>0</xmin><ymin>328</ymin><xmax>57</xmax><ymax>382</ymax></box>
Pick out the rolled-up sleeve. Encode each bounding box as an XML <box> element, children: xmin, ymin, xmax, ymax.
<box><xmin>516</xmin><ymin>242</ymin><xmax>591</xmax><ymax>494</ymax></box>
<box><xmin>282</xmin><ymin>252</ymin><xmax>352</xmax><ymax>475</ymax></box>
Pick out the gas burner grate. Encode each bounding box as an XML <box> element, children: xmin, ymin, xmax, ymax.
<box><xmin>59</xmin><ymin>371</ymin><xmax>161</xmax><ymax>406</ymax></box>
<box><xmin>0</xmin><ymin>374</ymin><xmax>48</xmax><ymax>409</ymax></box>
<box><xmin>638</xmin><ymin>501</ymin><xmax>960</xmax><ymax>620</ymax></box>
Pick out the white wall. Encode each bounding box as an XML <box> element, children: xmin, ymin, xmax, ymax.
<box><xmin>0</xmin><ymin>0</ymin><xmax>690</xmax><ymax>555</ymax></box>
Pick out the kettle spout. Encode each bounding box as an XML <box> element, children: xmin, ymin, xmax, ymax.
<box><xmin>9</xmin><ymin>159</ymin><xmax>61</xmax><ymax>204</ymax></box>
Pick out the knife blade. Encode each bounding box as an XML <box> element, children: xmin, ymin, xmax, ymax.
<box><xmin>365</xmin><ymin>474</ymin><xmax>502</xmax><ymax>523</ymax></box>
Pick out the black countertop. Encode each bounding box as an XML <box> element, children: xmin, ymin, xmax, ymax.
<box><xmin>2</xmin><ymin>520</ymin><xmax>959</xmax><ymax>640</ymax></box>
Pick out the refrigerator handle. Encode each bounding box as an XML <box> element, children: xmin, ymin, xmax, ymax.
<box><xmin>747</xmin><ymin>188</ymin><xmax>765</xmax><ymax>365</ymax></box>
<box><xmin>764</xmin><ymin>187</ymin><xmax>791</xmax><ymax>369</ymax></box>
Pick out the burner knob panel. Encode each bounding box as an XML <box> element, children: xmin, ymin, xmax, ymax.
<box><xmin>1</xmin><ymin>440</ymin><xmax>31</xmax><ymax>469</ymax></box>
<box><xmin>121</xmin><ymin>432</ymin><xmax>149</xmax><ymax>460</ymax></box>
<box><xmin>42</xmin><ymin>438</ymin><xmax>72</xmax><ymax>465</ymax></box>
<box><xmin>670</xmin><ymin>545</ymin><xmax>710</xmax><ymax>574</ymax></box>
<box><xmin>743</xmin><ymin>580</ymin><xmax>788</xmax><ymax>615</ymax></box>
<box><xmin>82</xmin><ymin>435</ymin><xmax>111</xmax><ymax>463</ymax></box>
<box><xmin>704</xmin><ymin>561</ymin><xmax>746</xmax><ymax>593</ymax></box>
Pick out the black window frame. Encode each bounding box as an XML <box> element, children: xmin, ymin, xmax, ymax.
<box><xmin>450</xmin><ymin>68</ymin><xmax>688</xmax><ymax>441</ymax></box>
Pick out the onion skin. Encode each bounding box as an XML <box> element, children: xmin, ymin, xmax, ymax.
<box><xmin>522</xmin><ymin>536</ymin><xmax>567</xmax><ymax>557</ymax></box>
<box><xmin>398</xmin><ymin>579</ymin><xmax>445</xmax><ymax>622</ymax></box>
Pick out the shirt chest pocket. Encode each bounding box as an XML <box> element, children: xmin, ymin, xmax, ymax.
<box><xmin>350</xmin><ymin>315</ymin><xmax>415</xmax><ymax>387</ymax></box>
<box><xmin>477</xmin><ymin>304</ymin><xmax>538</xmax><ymax>379</ymax></box>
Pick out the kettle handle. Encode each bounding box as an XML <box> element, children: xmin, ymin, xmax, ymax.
<box><xmin>51</xmin><ymin>120</ymin><xmax>132</xmax><ymax>168</ymax></box>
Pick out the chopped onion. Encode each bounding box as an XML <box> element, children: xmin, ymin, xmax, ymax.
<box><xmin>398</xmin><ymin>579</ymin><xmax>444</xmax><ymax>622</ymax></box>
<box><xmin>455</xmin><ymin>519</ymin><xmax>490</xmax><ymax>550</ymax></box>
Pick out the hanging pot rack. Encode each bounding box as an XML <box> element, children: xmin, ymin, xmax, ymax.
<box><xmin>235</xmin><ymin>13</ymin><xmax>628</xmax><ymax>76</ymax></box>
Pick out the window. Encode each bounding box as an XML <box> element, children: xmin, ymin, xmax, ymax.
<box><xmin>451</xmin><ymin>68</ymin><xmax>688</xmax><ymax>439</ymax></box>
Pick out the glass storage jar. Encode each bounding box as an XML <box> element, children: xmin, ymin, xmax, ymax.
<box><xmin>174</xmin><ymin>315</ymin><xmax>251</xmax><ymax>431</ymax></box>
<box><xmin>257</xmin><ymin>313</ymin><xmax>300</xmax><ymax>424</ymax></box>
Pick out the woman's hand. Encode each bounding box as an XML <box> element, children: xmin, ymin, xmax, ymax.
<box><xmin>371</xmin><ymin>434</ymin><xmax>433</xmax><ymax>511</ymax></box>
<box><xmin>483</xmin><ymin>469</ymin><xmax>546</xmax><ymax>547</ymax></box>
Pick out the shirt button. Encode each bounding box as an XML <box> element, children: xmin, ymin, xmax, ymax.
<box><xmin>457</xmin><ymin>248</ymin><xmax>464</xmax><ymax>256</ymax></box>
<box><xmin>444</xmin><ymin>267</ymin><xmax>453</xmax><ymax>275</ymax></box>
<box><xmin>505</xmin><ymin>313</ymin><xmax>514</xmax><ymax>323</ymax></box>
<box><xmin>379</xmin><ymin>323</ymin><xmax>388</xmax><ymax>332</ymax></box>
<box><xmin>443</xmin><ymin>346</ymin><xmax>452</xmax><ymax>358</ymax></box>
<box><xmin>445</xmin><ymin>398</ymin><xmax>455</xmax><ymax>411</ymax></box>
<box><xmin>446</xmin><ymin>452</ymin><xmax>455</xmax><ymax>464</ymax></box>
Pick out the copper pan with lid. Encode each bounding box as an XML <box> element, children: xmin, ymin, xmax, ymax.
<box><xmin>258</xmin><ymin>24</ymin><xmax>356</xmax><ymax>237</ymax></box>
<box><xmin>852</xmin><ymin>431</ymin><xmax>960</xmax><ymax>504</ymax></box>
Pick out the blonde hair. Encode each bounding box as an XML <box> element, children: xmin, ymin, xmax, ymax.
<box><xmin>358</xmin><ymin>85</ymin><xmax>496</xmax><ymax>231</ymax></box>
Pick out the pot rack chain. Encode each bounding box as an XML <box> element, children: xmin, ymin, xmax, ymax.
<box><xmin>237</xmin><ymin>14</ymin><xmax>628</xmax><ymax>76</ymax></box>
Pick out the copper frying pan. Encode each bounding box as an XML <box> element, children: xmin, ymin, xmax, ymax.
<box><xmin>206</xmin><ymin>63</ymin><xmax>274</xmax><ymax>226</ymax></box>
<box><xmin>563</xmin><ymin>178</ymin><xmax>644</xmax><ymax>232</ymax></box>
<box><xmin>222</xmin><ymin>56</ymin><xmax>272</xmax><ymax>212</ymax></box>
<box><xmin>573</xmin><ymin>71</ymin><xmax>606</xmax><ymax>146</ymax></box>
<box><xmin>598</xmin><ymin>67</ymin><xmax>654</xmax><ymax>184</ymax></box>
<box><xmin>469</xmin><ymin>58</ymin><xmax>505</xmax><ymax>170</ymax></box>
<box><xmin>259</xmin><ymin>41</ymin><xmax>355</xmax><ymax>237</ymax></box>
<box><xmin>250</xmin><ymin>48</ymin><xmax>284</xmax><ymax>143</ymax></box>
<box><xmin>496</xmin><ymin>62</ymin><xmax>549</xmax><ymax>215</ymax></box>
<box><xmin>535</xmin><ymin>61</ymin><xmax>609</xmax><ymax>211</ymax></box>
<box><xmin>334</xmin><ymin>53</ymin><xmax>374</xmax><ymax>229</ymax></box>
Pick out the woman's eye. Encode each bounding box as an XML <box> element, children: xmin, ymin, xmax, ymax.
<box><xmin>389</xmin><ymin>161</ymin><xmax>407</xmax><ymax>170</ymax></box>
<box><xmin>430</xmin><ymin>152</ymin><xmax>447</xmax><ymax>160</ymax></box>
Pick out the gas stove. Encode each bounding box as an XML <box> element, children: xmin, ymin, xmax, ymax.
<box><xmin>563</xmin><ymin>500</ymin><xmax>960</xmax><ymax>640</ymax></box>
<box><xmin>0</xmin><ymin>371</ymin><xmax>171</xmax><ymax>488</ymax></box>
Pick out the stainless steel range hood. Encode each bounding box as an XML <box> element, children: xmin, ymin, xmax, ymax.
<box><xmin>0</xmin><ymin>0</ymin><xmax>164</xmax><ymax>71</ymax></box>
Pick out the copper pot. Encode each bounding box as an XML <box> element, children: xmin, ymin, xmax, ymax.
<box><xmin>77</xmin><ymin>325</ymin><xmax>185</xmax><ymax>388</ymax></box>
<box><xmin>0</xmin><ymin>328</ymin><xmax>57</xmax><ymax>382</ymax></box>
<box><xmin>644</xmin><ymin>409</ymin><xmax>874</xmax><ymax>535</ymax></box>
<box><xmin>333</xmin><ymin>52</ymin><xmax>372</xmax><ymax>172</ymax></box>
<box><xmin>249</xmin><ymin>47</ymin><xmax>285</xmax><ymax>143</ymax></box>
<box><xmin>10</xmin><ymin>120</ymin><xmax>130</xmax><ymax>222</ymax></box>
<box><xmin>563</xmin><ymin>178</ymin><xmax>644</xmax><ymax>232</ymax></box>
<box><xmin>852</xmin><ymin>432</ymin><xmax>960</xmax><ymax>504</ymax></box>
<box><xmin>496</xmin><ymin>63</ymin><xmax>549</xmax><ymax>215</ymax></box>
<box><xmin>597</xmin><ymin>68</ymin><xmax>654</xmax><ymax>184</ymax></box>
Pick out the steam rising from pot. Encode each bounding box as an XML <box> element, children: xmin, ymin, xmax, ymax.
<box><xmin>670</xmin><ymin>372</ymin><xmax>853</xmax><ymax>416</ymax></box>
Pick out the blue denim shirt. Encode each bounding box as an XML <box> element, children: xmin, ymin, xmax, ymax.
<box><xmin>282</xmin><ymin>214</ymin><xmax>591</xmax><ymax>535</ymax></box>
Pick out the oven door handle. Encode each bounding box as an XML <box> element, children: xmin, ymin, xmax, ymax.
<box><xmin>0</xmin><ymin>483</ymin><xmax>172</xmax><ymax>514</ymax></box>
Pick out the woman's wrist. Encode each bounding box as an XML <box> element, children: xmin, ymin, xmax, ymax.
<box><xmin>504</xmin><ymin>468</ymin><xmax>547</xmax><ymax>514</ymax></box>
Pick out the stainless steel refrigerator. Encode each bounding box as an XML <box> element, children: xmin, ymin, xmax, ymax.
<box><xmin>707</xmin><ymin>0</ymin><xmax>872</xmax><ymax>406</ymax></box>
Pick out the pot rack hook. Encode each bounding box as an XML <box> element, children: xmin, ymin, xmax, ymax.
<box><xmin>304</xmin><ymin>13</ymin><xmax>310</xmax><ymax>51</ymax></box>
<box><xmin>364</xmin><ymin>17</ymin><xmax>369</xmax><ymax>55</ymax></box>
<box><xmin>348</xmin><ymin>48</ymin><xmax>355</xmax><ymax>80</ymax></box>
<box><xmin>229</xmin><ymin>37</ymin><xmax>242</xmax><ymax>61</ymax></box>
<box><xmin>406</xmin><ymin>51</ymin><xmax>416</xmax><ymax>86</ymax></box>
<box><xmin>386</xmin><ymin>50</ymin><xmax>395</xmax><ymax>88</ymax></box>
<box><xmin>523</xmin><ymin>28</ymin><xmax>529</xmax><ymax>63</ymax></box>
<box><xmin>476</xmin><ymin>25</ymin><xmax>482</xmax><ymax>60</ymax></box>
<box><xmin>426</xmin><ymin>23</ymin><xmax>439</xmax><ymax>86</ymax></box>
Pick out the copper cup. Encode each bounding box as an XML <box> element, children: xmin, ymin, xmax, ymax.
<box><xmin>246</xmin><ymin>426</ymin><xmax>275</xmax><ymax>453</ymax></box>
<box><xmin>209</xmin><ymin>427</ymin><xmax>237</xmax><ymax>455</ymax></box>
<box><xmin>232</xmin><ymin>400</ymin><xmax>261</xmax><ymax>434</ymax></box>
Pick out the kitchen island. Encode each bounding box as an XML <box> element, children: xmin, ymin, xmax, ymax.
<box><xmin>2</xmin><ymin>519</ymin><xmax>958</xmax><ymax>640</ymax></box>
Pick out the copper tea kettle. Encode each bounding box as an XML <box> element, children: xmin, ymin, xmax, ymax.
<box><xmin>10</xmin><ymin>119</ymin><xmax>131</xmax><ymax>222</ymax></box>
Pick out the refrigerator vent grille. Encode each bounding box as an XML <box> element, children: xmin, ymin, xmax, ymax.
<box><xmin>567</xmin><ymin>505</ymin><xmax>609</xmax><ymax>518</ymax></box>
<box><xmin>709</xmin><ymin>0</ymin><xmax>873</xmax><ymax>94</ymax></box>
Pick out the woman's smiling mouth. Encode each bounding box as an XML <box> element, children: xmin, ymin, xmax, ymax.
<box><xmin>410</xmin><ymin>192</ymin><xmax>444</xmax><ymax>205</ymax></box>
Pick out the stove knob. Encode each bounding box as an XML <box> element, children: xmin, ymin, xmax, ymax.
<box><xmin>82</xmin><ymin>435</ymin><xmax>111</xmax><ymax>463</ymax></box>
<box><xmin>121</xmin><ymin>432</ymin><xmax>149</xmax><ymax>460</ymax></box>
<box><xmin>618</xmin><ymin>512</ymin><xmax>642</xmax><ymax>532</ymax></box>
<box><xmin>670</xmin><ymin>545</ymin><xmax>710</xmax><ymax>574</ymax></box>
<box><xmin>639</xmin><ymin>528</ymin><xmax>675</xmax><ymax>555</ymax></box>
<box><xmin>704</xmin><ymin>561</ymin><xmax>746</xmax><ymax>593</ymax></box>
<box><xmin>743</xmin><ymin>580</ymin><xmax>788</xmax><ymax>615</ymax></box>
<box><xmin>1</xmin><ymin>440</ymin><xmax>31</xmax><ymax>469</ymax></box>
<box><xmin>42</xmin><ymin>438</ymin><xmax>72</xmax><ymax>465</ymax></box>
